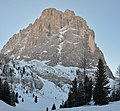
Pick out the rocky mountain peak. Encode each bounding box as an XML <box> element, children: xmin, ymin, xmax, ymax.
<box><xmin>1</xmin><ymin>8</ymin><xmax>114</xmax><ymax>79</ymax></box>
<box><xmin>41</xmin><ymin>8</ymin><xmax>60</xmax><ymax>16</ymax></box>
<box><xmin>30</xmin><ymin>8</ymin><xmax>89</xmax><ymax>37</ymax></box>
<box><xmin>64</xmin><ymin>9</ymin><xmax>75</xmax><ymax>16</ymax></box>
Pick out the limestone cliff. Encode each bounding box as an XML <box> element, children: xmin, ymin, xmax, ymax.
<box><xmin>1</xmin><ymin>8</ymin><xmax>114</xmax><ymax>79</ymax></box>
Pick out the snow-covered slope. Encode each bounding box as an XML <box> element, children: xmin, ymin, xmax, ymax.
<box><xmin>0</xmin><ymin>59</ymin><xmax>117</xmax><ymax>111</ymax></box>
<box><xmin>0</xmin><ymin>100</ymin><xmax>27</xmax><ymax>111</ymax></box>
<box><xmin>56</xmin><ymin>101</ymin><xmax>120</xmax><ymax>111</ymax></box>
<box><xmin>1</xmin><ymin>99</ymin><xmax>120</xmax><ymax>111</ymax></box>
<box><xmin>0</xmin><ymin>59</ymin><xmax>116</xmax><ymax>111</ymax></box>
<box><xmin>15</xmin><ymin>77</ymin><xmax>69</xmax><ymax>111</ymax></box>
<box><xmin>0</xmin><ymin>60</ymin><xmax>71</xmax><ymax>111</ymax></box>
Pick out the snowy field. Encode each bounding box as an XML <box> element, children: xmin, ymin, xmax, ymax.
<box><xmin>1</xmin><ymin>100</ymin><xmax>120</xmax><ymax>111</ymax></box>
<box><xmin>56</xmin><ymin>102</ymin><xmax>120</xmax><ymax>111</ymax></box>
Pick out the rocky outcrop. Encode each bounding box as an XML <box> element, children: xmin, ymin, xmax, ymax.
<box><xmin>0</xmin><ymin>53</ymin><xmax>10</xmax><ymax>64</ymax></box>
<box><xmin>1</xmin><ymin>8</ymin><xmax>114</xmax><ymax>79</ymax></box>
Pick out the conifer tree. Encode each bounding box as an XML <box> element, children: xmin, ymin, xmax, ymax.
<box><xmin>88</xmin><ymin>79</ymin><xmax>93</xmax><ymax>103</ymax></box>
<box><xmin>34</xmin><ymin>96</ymin><xmax>38</xmax><ymax>103</ymax></box>
<box><xmin>33</xmin><ymin>93</ymin><xmax>35</xmax><ymax>98</ymax></box>
<box><xmin>63</xmin><ymin>76</ymin><xmax>93</xmax><ymax>108</ymax></box>
<box><xmin>51</xmin><ymin>104</ymin><xmax>56</xmax><ymax>110</ymax></box>
<box><xmin>3</xmin><ymin>81</ymin><xmax>11</xmax><ymax>105</ymax></box>
<box><xmin>110</xmin><ymin>91</ymin><xmax>118</xmax><ymax>102</ymax></box>
<box><xmin>23</xmin><ymin>67</ymin><xmax>25</xmax><ymax>74</ymax></box>
<box><xmin>93</xmin><ymin>59</ymin><xmax>110</xmax><ymax>105</ymax></box>
<box><xmin>22</xmin><ymin>98</ymin><xmax>24</xmax><ymax>102</ymax></box>
<box><xmin>10</xmin><ymin>91</ymin><xmax>16</xmax><ymax>106</ymax></box>
<box><xmin>109</xmin><ymin>65</ymin><xmax>120</xmax><ymax>102</ymax></box>
<box><xmin>84</xmin><ymin>75</ymin><xmax>93</xmax><ymax>104</ymax></box>
<box><xmin>60</xmin><ymin>100</ymin><xmax>64</xmax><ymax>108</ymax></box>
<box><xmin>76</xmin><ymin>81</ymin><xmax>85</xmax><ymax>106</ymax></box>
<box><xmin>46</xmin><ymin>107</ymin><xmax>48</xmax><ymax>111</ymax></box>
<box><xmin>62</xmin><ymin>78</ymin><xmax>77</xmax><ymax>108</ymax></box>
<box><xmin>67</xmin><ymin>77</ymin><xmax>77</xmax><ymax>107</ymax></box>
<box><xmin>66</xmin><ymin>91</ymin><xmax>73</xmax><ymax>107</ymax></box>
<box><xmin>0</xmin><ymin>78</ymin><xmax>3</xmax><ymax>100</ymax></box>
<box><xmin>71</xmin><ymin>77</ymin><xmax>77</xmax><ymax>107</ymax></box>
<box><xmin>15</xmin><ymin>92</ymin><xmax>19</xmax><ymax>104</ymax></box>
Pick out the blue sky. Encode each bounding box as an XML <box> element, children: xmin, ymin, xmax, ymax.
<box><xmin>0</xmin><ymin>0</ymin><xmax>120</xmax><ymax>74</ymax></box>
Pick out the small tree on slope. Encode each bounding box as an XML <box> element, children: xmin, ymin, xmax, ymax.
<box><xmin>51</xmin><ymin>104</ymin><xmax>56</xmax><ymax>110</ymax></box>
<box><xmin>93</xmin><ymin>59</ymin><xmax>110</xmax><ymax>105</ymax></box>
<box><xmin>34</xmin><ymin>96</ymin><xmax>37</xmax><ymax>103</ymax></box>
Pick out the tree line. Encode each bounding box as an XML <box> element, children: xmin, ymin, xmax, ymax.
<box><xmin>0</xmin><ymin>78</ymin><xmax>18</xmax><ymax>106</ymax></box>
<box><xmin>60</xmin><ymin>59</ymin><xmax>110</xmax><ymax>108</ymax></box>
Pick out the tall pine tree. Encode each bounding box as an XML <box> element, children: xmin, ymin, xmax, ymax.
<box><xmin>93</xmin><ymin>59</ymin><xmax>110</xmax><ymax>105</ymax></box>
<box><xmin>84</xmin><ymin>75</ymin><xmax>93</xmax><ymax>104</ymax></box>
<box><xmin>76</xmin><ymin>81</ymin><xmax>85</xmax><ymax>106</ymax></box>
<box><xmin>71</xmin><ymin>77</ymin><xmax>77</xmax><ymax>107</ymax></box>
<box><xmin>63</xmin><ymin>77</ymin><xmax>78</xmax><ymax>108</ymax></box>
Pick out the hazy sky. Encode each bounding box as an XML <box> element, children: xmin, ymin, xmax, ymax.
<box><xmin>0</xmin><ymin>0</ymin><xmax>120</xmax><ymax>74</ymax></box>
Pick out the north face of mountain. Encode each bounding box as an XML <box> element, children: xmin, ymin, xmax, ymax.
<box><xmin>1</xmin><ymin>8</ymin><xmax>114</xmax><ymax>79</ymax></box>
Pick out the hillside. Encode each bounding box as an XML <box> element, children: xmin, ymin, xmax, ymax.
<box><xmin>0</xmin><ymin>58</ymin><xmax>116</xmax><ymax>111</ymax></box>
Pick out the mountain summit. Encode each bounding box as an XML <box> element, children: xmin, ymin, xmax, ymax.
<box><xmin>1</xmin><ymin>8</ymin><xmax>113</xmax><ymax>78</ymax></box>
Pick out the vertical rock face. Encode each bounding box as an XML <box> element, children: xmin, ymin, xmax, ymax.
<box><xmin>88</xmin><ymin>30</ymin><xmax>96</xmax><ymax>53</ymax></box>
<box><xmin>1</xmin><ymin>8</ymin><xmax>114</xmax><ymax>79</ymax></box>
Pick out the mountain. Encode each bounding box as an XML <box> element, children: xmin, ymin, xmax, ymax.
<box><xmin>1</xmin><ymin>8</ymin><xmax>114</xmax><ymax>79</ymax></box>
<box><xmin>0</xmin><ymin>8</ymin><xmax>117</xmax><ymax>111</ymax></box>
